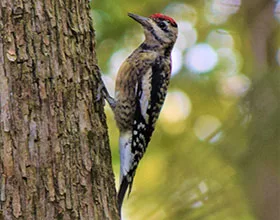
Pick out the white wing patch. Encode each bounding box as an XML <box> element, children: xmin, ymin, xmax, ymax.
<box><xmin>139</xmin><ymin>68</ymin><xmax>152</xmax><ymax>123</ymax></box>
<box><xmin>119</xmin><ymin>131</ymin><xmax>133</xmax><ymax>184</ymax></box>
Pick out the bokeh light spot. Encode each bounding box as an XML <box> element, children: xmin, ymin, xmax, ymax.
<box><xmin>207</xmin><ymin>29</ymin><xmax>234</xmax><ymax>49</ymax></box>
<box><xmin>191</xmin><ymin>200</ymin><xmax>204</xmax><ymax>208</ymax></box>
<box><xmin>276</xmin><ymin>49</ymin><xmax>280</xmax><ymax>66</ymax></box>
<box><xmin>160</xmin><ymin>90</ymin><xmax>192</xmax><ymax>124</ymax></box>
<box><xmin>275</xmin><ymin>1</ymin><xmax>280</xmax><ymax>22</ymax></box>
<box><xmin>205</xmin><ymin>0</ymin><xmax>241</xmax><ymax>24</ymax></box>
<box><xmin>185</xmin><ymin>44</ymin><xmax>218</xmax><ymax>74</ymax></box>
<box><xmin>219</xmin><ymin>74</ymin><xmax>251</xmax><ymax>97</ymax></box>
<box><xmin>217</xmin><ymin>48</ymin><xmax>242</xmax><ymax>75</ymax></box>
<box><xmin>171</xmin><ymin>48</ymin><xmax>183</xmax><ymax>76</ymax></box>
<box><xmin>164</xmin><ymin>3</ymin><xmax>197</xmax><ymax>25</ymax></box>
<box><xmin>199</xmin><ymin>181</ymin><xmax>209</xmax><ymax>194</ymax></box>
<box><xmin>189</xmin><ymin>192</ymin><xmax>204</xmax><ymax>208</ymax></box>
<box><xmin>109</xmin><ymin>49</ymin><xmax>130</xmax><ymax>76</ymax></box>
<box><xmin>194</xmin><ymin>115</ymin><xmax>221</xmax><ymax>140</ymax></box>
<box><xmin>205</xmin><ymin>11</ymin><xmax>229</xmax><ymax>25</ymax></box>
<box><xmin>175</xmin><ymin>21</ymin><xmax>197</xmax><ymax>50</ymax></box>
<box><xmin>212</xmin><ymin>0</ymin><xmax>241</xmax><ymax>16</ymax></box>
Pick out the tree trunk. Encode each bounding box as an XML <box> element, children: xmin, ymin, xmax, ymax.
<box><xmin>0</xmin><ymin>0</ymin><xmax>119</xmax><ymax>219</ymax></box>
<box><xmin>240</xmin><ymin>1</ymin><xmax>280</xmax><ymax>220</ymax></box>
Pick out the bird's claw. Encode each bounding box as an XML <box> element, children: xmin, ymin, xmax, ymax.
<box><xmin>96</xmin><ymin>83</ymin><xmax>104</xmax><ymax>103</ymax></box>
<box><xmin>96</xmin><ymin>80</ymin><xmax>116</xmax><ymax>111</ymax></box>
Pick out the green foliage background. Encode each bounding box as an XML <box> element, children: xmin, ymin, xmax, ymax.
<box><xmin>91</xmin><ymin>1</ymin><xmax>279</xmax><ymax>219</ymax></box>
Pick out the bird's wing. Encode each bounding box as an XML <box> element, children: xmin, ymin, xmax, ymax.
<box><xmin>129</xmin><ymin>57</ymin><xmax>171</xmax><ymax>191</ymax></box>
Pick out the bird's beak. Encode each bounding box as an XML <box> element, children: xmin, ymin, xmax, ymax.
<box><xmin>128</xmin><ymin>13</ymin><xmax>151</xmax><ymax>28</ymax></box>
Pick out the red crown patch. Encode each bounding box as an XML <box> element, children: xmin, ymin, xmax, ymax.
<box><xmin>149</xmin><ymin>13</ymin><xmax>177</xmax><ymax>26</ymax></box>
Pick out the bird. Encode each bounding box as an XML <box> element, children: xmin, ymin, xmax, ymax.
<box><xmin>100</xmin><ymin>12</ymin><xmax>178</xmax><ymax>213</ymax></box>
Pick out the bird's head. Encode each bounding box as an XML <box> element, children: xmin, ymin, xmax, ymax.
<box><xmin>128</xmin><ymin>13</ymin><xmax>178</xmax><ymax>48</ymax></box>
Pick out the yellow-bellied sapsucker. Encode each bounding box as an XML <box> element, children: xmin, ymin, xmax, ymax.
<box><xmin>101</xmin><ymin>13</ymin><xmax>178</xmax><ymax>212</ymax></box>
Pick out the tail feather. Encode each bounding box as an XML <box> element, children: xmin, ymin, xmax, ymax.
<box><xmin>118</xmin><ymin>132</ymin><xmax>137</xmax><ymax>214</ymax></box>
<box><xmin>118</xmin><ymin>178</ymin><xmax>129</xmax><ymax>214</ymax></box>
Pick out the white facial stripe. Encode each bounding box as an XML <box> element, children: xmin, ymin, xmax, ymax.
<box><xmin>149</xmin><ymin>21</ymin><xmax>172</xmax><ymax>44</ymax></box>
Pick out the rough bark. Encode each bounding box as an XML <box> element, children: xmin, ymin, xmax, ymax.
<box><xmin>0</xmin><ymin>0</ymin><xmax>119</xmax><ymax>219</ymax></box>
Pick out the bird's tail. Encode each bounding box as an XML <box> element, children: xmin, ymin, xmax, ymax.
<box><xmin>118</xmin><ymin>132</ymin><xmax>134</xmax><ymax>214</ymax></box>
<box><xmin>118</xmin><ymin>175</ymin><xmax>135</xmax><ymax>214</ymax></box>
<box><xmin>118</xmin><ymin>177</ymin><xmax>129</xmax><ymax>214</ymax></box>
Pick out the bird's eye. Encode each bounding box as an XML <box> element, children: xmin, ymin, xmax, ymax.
<box><xmin>158</xmin><ymin>21</ymin><xmax>168</xmax><ymax>31</ymax></box>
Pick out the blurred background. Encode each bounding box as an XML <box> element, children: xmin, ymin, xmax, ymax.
<box><xmin>90</xmin><ymin>0</ymin><xmax>279</xmax><ymax>219</ymax></box>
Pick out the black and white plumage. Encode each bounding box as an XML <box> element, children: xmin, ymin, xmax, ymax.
<box><xmin>101</xmin><ymin>13</ymin><xmax>178</xmax><ymax>213</ymax></box>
